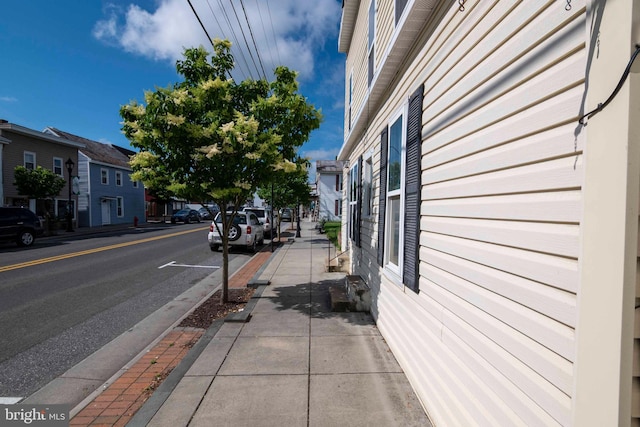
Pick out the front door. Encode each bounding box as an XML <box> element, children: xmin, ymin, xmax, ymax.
<box><xmin>101</xmin><ymin>200</ymin><xmax>111</xmax><ymax>225</ymax></box>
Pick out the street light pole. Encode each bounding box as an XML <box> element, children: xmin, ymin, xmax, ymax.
<box><xmin>270</xmin><ymin>182</ymin><xmax>274</xmax><ymax>252</ymax></box>
<box><xmin>296</xmin><ymin>201</ymin><xmax>301</xmax><ymax>238</ymax></box>
<box><xmin>65</xmin><ymin>157</ymin><xmax>75</xmax><ymax>232</ymax></box>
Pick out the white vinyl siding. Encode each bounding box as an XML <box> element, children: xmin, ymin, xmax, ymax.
<box><xmin>395</xmin><ymin>2</ymin><xmax>583</xmax><ymax>425</ymax></box>
<box><xmin>342</xmin><ymin>0</ymin><xmax>589</xmax><ymax>425</ymax></box>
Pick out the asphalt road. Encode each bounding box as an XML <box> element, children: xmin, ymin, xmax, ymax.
<box><xmin>0</xmin><ymin>223</ymin><xmax>251</xmax><ymax>399</ymax></box>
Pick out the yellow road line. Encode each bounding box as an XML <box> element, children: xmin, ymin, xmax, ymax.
<box><xmin>0</xmin><ymin>227</ymin><xmax>206</xmax><ymax>273</ymax></box>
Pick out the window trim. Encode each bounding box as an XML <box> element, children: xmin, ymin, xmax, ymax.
<box><xmin>101</xmin><ymin>168</ymin><xmax>109</xmax><ymax>185</ymax></box>
<box><xmin>384</xmin><ymin>107</ymin><xmax>407</xmax><ymax>279</ymax></box>
<box><xmin>53</xmin><ymin>157</ymin><xmax>63</xmax><ymax>177</ymax></box>
<box><xmin>24</xmin><ymin>151</ymin><xmax>36</xmax><ymax>170</ymax></box>
<box><xmin>117</xmin><ymin>196</ymin><xmax>124</xmax><ymax>218</ymax></box>
<box><xmin>115</xmin><ymin>170</ymin><xmax>123</xmax><ymax>187</ymax></box>
<box><xmin>348</xmin><ymin>159</ymin><xmax>362</xmax><ymax>247</ymax></box>
<box><xmin>363</xmin><ymin>150</ymin><xmax>374</xmax><ymax>218</ymax></box>
<box><xmin>368</xmin><ymin>0</ymin><xmax>376</xmax><ymax>87</ymax></box>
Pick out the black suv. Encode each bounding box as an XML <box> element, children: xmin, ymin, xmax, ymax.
<box><xmin>0</xmin><ymin>207</ymin><xmax>44</xmax><ymax>247</ymax></box>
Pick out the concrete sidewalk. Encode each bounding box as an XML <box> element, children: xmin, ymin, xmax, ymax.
<box><xmin>130</xmin><ymin>220</ymin><xmax>431</xmax><ymax>427</ymax></box>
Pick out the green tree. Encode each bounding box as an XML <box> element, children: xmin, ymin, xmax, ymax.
<box><xmin>257</xmin><ymin>159</ymin><xmax>311</xmax><ymax>236</ymax></box>
<box><xmin>120</xmin><ymin>39</ymin><xmax>322</xmax><ymax>302</ymax></box>
<box><xmin>13</xmin><ymin>165</ymin><xmax>66</xmax><ymax>233</ymax></box>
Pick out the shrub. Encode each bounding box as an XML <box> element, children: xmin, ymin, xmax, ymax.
<box><xmin>324</xmin><ymin>221</ymin><xmax>341</xmax><ymax>251</ymax></box>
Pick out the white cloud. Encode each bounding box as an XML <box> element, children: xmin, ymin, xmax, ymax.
<box><xmin>302</xmin><ymin>147</ymin><xmax>340</xmax><ymax>163</ymax></box>
<box><xmin>301</xmin><ymin>146</ymin><xmax>341</xmax><ymax>183</ymax></box>
<box><xmin>0</xmin><ymin>96</ymin><xmax>18</xmax><ymax>102</ymax></box>
<box><xmin>93</xmin><ymin>0</ymin><xmax>342</xmax><ymax>80</ymax></box>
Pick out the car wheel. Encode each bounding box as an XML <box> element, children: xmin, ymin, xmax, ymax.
<box><xmin>171</xmin><ymin>218</ymin><xmax>176</xmax><ymax>224</ymax></box>
<box><xmin>228</xmin><ymin>224</ymin><xmax>241</xmax><ymax>241</ymax></box>
<box><xmin>185</xmin><ymin>218</ymin><xmax>190</xmax><ymax>224</ymax></box>
<box><xmin>210</xmin><ymin>244</ymin><xmax>219</xmax><ymax>252</ymax></box>
<box><xmin>17</xmin><ymin>230</ymin><xmax>35</xmax><ymax>247</ymax></box>
<box><xmin>249</xmin><ymin>238</ymin><xmax>257</xmax><ymax>253</ymax></box>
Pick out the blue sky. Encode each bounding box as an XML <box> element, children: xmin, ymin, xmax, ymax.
<box><xmin>0</xmin><ymin>0</ymin><xmax>345</xmax><ymax>179</ymax></box>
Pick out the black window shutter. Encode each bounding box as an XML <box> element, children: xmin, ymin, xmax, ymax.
<box><xmin>377</xmin><ymin>126</ymin><xmax>389</xmax><ymax>266</ymax></box>
<box><xmin>355</xmin><ymin>156</ymin><xmax>363</xmax><ymax>248</ymax></box>
<box><xmin>403</xmin><ymin>84</ymin><xmax>424</xmax><ymax>293</ymax></box>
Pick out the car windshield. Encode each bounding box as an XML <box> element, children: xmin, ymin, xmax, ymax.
<box><xmin>176</xmin><ymin>209</ymin><xmax>190</xmax><ymax>214</ymax></box>
<box><xmin>215</xmin><ymin>214</ymin><xmax>247</xmax><ymax>225</ymax></box>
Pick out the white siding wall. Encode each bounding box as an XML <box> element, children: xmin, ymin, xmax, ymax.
<box><xmin>318</xmin><ymin>172</ymin><xmax>342</xmax><ymax>221</ymax></box>
<box><xmin>345</xmin><ymin>0</ymin><xmax>590</xmax><ymax>425</ymax></box>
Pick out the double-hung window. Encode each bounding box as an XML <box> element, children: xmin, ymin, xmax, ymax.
<box><xmin>348</xmin><ymin>160</ymin><xmax>360</xmax><ymax>247</ymax></box>
<box><xmin>117</xmin><ymin>197</ymin><xmax>124</xmax><ymax>217</ymax></box>
<box><xmin>363</xmin><ymin>152</ymin><xmax>373</xmax><ymax>218</ymax></box>
<box><xmin>386</xmin><ymin>112</ymin><xmax>405</xmax><ymax>271</ymax></box>
<box><xmin>53</xmin><ymin>157</ymin><xmax>63</xmax><ymax>177</ymax></box>
<box><xmin>116</xmin><ymin>171</ymin><xmax>123</xmax><ymax>186</ymax></box>
<box><xmin>101</xmin><ymin>168</ymin><xmax>109</xmax><ymax>185</ymax></box>
<box><xmin>24</xmin><ymin>152</ymin><xmax>35</xmax><ymax>170</ymax></box>
<box><xmin>377</xmin><ymin>85</ymin><xmax>423</xmax><ymax>292</ymax></box>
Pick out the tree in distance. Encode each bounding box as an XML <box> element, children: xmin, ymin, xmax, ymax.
<box><xmin>120</xmin><ymin>39</ymin><xmax>322</xmax><ymax>302</ymax></box>
<box><xmin>13</xmin><ymin>165</ymin><xmax>66</xmax><ymax>234</ymax></box>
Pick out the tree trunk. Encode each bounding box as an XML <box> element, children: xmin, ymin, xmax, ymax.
<box><xmin>221</xmin><ymin>234</ymin><xmax>229</xmax><ymax>303</ymax></box>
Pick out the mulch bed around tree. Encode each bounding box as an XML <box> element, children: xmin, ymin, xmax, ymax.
<box><xmin>178</xmin><ymin>287</ymin><xmax>255</xmax><ymax>329</ymax></box>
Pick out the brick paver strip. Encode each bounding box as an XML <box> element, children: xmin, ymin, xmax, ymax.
<box><xmin>70</xmin><ymin>246</ymin><xmax>273</xmax><ymax>426</ymax></box>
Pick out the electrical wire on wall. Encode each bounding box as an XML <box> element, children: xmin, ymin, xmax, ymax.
<box><xmin>578</xmin><ymin>44</ymin><xmax>640</xmax><ymax>125</ymax></box>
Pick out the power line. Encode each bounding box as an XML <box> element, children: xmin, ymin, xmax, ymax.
<box><xmin>217</xmin><ymin>0</ymin><xmax>257</xmax><ymax>79</ymax></box>
<box><xmin>265</xmin><ymin>0</ymin><xmax>282</xmax><ymax>65</ymax></box>
<box><xmin>204</xmin><ymin>0</ymin><xmax>250</xmax><ymax>80</ymax></box>
<box><xmin>239</xmin><ymin>0</ymin><xmax>267</xmax><ymax>79</ymax></box>
<box><xmin>227</xmin><ymin>0</ymin><xmax>264</xmax><ymax>80</ymax></box>
<box><xmin>254</xmin><ymin>0</ymin><xmax>276</xmax><ymax>70</ymax></box>
<box><xmin>186</xmin><ymin>0</ymin><xmax>215</xmax><ymax>50</ymax></box>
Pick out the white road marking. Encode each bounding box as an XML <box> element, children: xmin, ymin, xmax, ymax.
<box><xmin>0</xmin><ymin>397</ymin><xmax>23</xmax><ymax>404</ymax></box>
<box><xmin>158</xmin><ymin>261</ymin><xmax>220</xmax><ymax>269</ymax></box>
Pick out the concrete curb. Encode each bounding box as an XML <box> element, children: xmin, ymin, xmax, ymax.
<box><xmin>124</xmin><ymin>244</ymin><xmax>283</xmax><ymax>426</ymax></box>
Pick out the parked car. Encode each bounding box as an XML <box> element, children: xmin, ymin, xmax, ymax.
<box><xmin>280</xmin><ymin>207</ymin><xmax>293</xmax><ymax>222</ymax></box>
<box><xmin>242</xmin><ymin>207</ymin><xmax>277</xmax><ymax>237</ymax></box>
<box><xmin>208</xmin><ymin>211</ymin><xmax>264</xmax><ymax>253</ymax></box>
<box><xmin>171</xmin><ymin>209</ymin><xmax>201</xmax><ymax>224</ymax></box>
<box><xmin>0</xmin><ymin>207</ymin><xmax>44</xmax><ymax>247</ymax></box>
<box><xmin>198</xmin><ymin>207</ymin><xmax>214</xmax><ymax>220</ymax></box>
